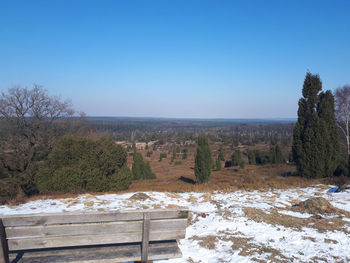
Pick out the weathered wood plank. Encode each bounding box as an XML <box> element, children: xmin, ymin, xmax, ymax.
<box><xmin>5</xmin><ymin>219</ymin><xmax>187</xmax><ymax>239</ymax></box>
<box><xmin>8</xmin><ymin>241</ymin><xmax>182</xmax><ymax>263</ymax></box>
<box><xmin>141</xmin><ymin>213</ymin><xmax>150</xmax><ymax>262</ymax></box>
<box><xmin>0</xmin><ymin>219</ymin><xmax>9</xmax><ymax>263</ymax></box>
<box><xmin>7</xmin><ymin>229</ymin><xmax>186</xmax><ymax>251</ymax></box>
<box><xmin>2</xmin><ymin>209</ymin><xmax>189</xmax><ymax>227</ymax></box>
<box><xmin>6</xmin><ymin>221</ymin><xmax>142</xmax><ymax>239</ymax></box>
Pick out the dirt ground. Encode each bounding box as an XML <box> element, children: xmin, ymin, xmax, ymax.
<box><xmin>126</xmin><ymin>144</ymin><xmax>324</xmax><ymax>193</ymax></box>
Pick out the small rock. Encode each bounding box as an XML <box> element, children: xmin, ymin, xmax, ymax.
<box><xmin>293</xmin><ymin>197</ymin><xmax>337</xmax><ymax>215</ymax></box>
<box><xmin>129</xmin><ymin>193</ymin><xmax>151</xmax><ymax>201</ymax></box>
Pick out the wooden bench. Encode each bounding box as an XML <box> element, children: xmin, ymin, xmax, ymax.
<box><xmin>0</xmin><ymin>209</ymin><xmax>188</xmax><ymax>263</ymax></box>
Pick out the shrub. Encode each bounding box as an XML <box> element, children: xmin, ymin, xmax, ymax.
<box><xmin>248</xmin><ymin>150</ymin><xmax>256</xmax><ymax>165</ymax></box>
<box><xmin>224</xmin><ymin>161</ymin><xmax>232</xmax><ymax>168</ymax></box>
<box><xmin>239</xmin><ymin>160</ymin><xmax>246</xmax><ymax>169</ymax></box>
<box><xmin>218</xmin><ymin>151</ymin><xmax>225</xmax><ymax>161</ymax></box>
<box><xmin>0</xmin><ymin>178</ymin><xmax>20</xmax><ymax>204</ymax></box>
<box><xmin>159</xmin><ymin>152</ymin><xmax>167</xmax><ymax>162</ymax></box>
<box><xmin>194</xmin><ymin>135</ymin><xmax>212</xmax><ymax>183</ymax></box>
<box><xmin>132</xmin><ymin>152</ymin><xmax>156</xmax><ymax>180</ymax></box>
<box><xmin>255</xmin><ymin>150</ymin><xmax>272</xmax><ymax>165</ymax></box>
<box><xmin>35</xmin><ymin>136</ymin><xmax>132</xmax><ymax>193</ymax></box>
<box><xmin>270</xmin><ymin>145</ymin><xmax>284</xmax><ymax>164</ymax></box>
<box><xmin>182</xmin><ymin>149</ymin><xmax>188</xmax><ymax>160</ymax></box>
<box><xmin>247</xmin><ymin>145</ymin><xmax>284</xmax><ymax>165</ymax></box>
<box><xmin>231</xmin><ymin>150</ymin><xmax>242</xmax><ymax>166</ymax></box>
<box><xmin>215</xmin><ymin>158</ymin><xmax>222</xmax><ymax>171</ymax></box>
<box><xmin>171</xmin><ymin>146</ymin><xmax>176</xmax><ymax>163</ymax></box>
<box><xmin>334</xmin><ymin>157</ymin><xmax>349</xmax><ymax>177</ymax></box>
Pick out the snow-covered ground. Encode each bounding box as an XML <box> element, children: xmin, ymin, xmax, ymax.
<box><xmin>1</xmin><ymin>185</ymin><xmax>350</xmax><ymax>263</ymax></box>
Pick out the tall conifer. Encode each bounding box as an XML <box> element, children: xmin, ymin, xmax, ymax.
<box><xmin>194</xmin><ymin>135</ymin><xmax>212</xmax><ymax>183</ymax></box>
<box><xmin>292</xmin><ymin>73</ymin><xmax>340</xmax><ymax>178</ymax></box>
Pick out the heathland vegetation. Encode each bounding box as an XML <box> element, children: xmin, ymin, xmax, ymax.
<box><xmin>0</xmin><ymin>72</ymin><xmax>349</xmax><ymax>203</ymax></box>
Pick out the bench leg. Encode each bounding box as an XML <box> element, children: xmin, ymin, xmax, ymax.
<box><xmin>0</xmin><ymin>219</ymin><xmax>9</xmax><ymax>263</ymax></box>
<box><xmin>141</xmin><ymin>213</ymin><xmax>150</xmax><ymax>263</ymax></box>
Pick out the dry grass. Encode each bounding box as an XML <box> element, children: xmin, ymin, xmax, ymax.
<box><xmin>126</xmin><ymin>147</ymin><xmax>323</xmax><ymax>193</ymax></box>
<box><xmin>190</xmin><ymin>232</ymin><xmax>291</xmax><ymax>262</ymax></box>
<box><xmin>84</xmin><ymin>201</ymin><xmax>94</xmax><ymax>207</ymax></box>
<box><xmin>243</xmin><ymin>207</ymin><xmax>350</xmax><ymax>234</ymax></box>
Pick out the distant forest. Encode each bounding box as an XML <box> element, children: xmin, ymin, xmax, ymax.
<box><xmin>88</xmin><ymin>117</ymin><xmax>295</xmax><ymax>147</ymax></box>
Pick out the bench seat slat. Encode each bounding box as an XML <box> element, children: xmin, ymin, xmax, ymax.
<box><xmin>6</xmin><ymin>219</ymin><xmax>187</xmax><ymax>239</ymax></box>
<box><xmin>8</xmin><ymin>230</ymin><xmax>186</xmax><ymax>251</ymax></box>
<box><xmin>2</xmin><ymin>209</ymin><xmax>189</xmax><ymax>227</ymax></box>
<box><xmin>8</xmin><ymin>241</ymin><xmax>182</xmax><ymax>263</ymax></box>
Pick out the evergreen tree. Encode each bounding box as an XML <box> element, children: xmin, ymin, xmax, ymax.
<box><xmin>218</xmin><ymin>151</ymin><xmax>225</xmax><ymax>161</ymax></box>
<box><xmin>270</xmin><ymin>145</ymin><xmax>284</xmax><ymax>164</ymax></box>
<box><xmin>248</xmin><ymin>150</ymin><xmax>256</xmax><ymax>165</ymax></box>
<box><xmin>239</xmin><ymin>160</ymin><xmax>245</xmax><ymax>169</ymax></box>
<box><xmin>159</xmin><ymin>152</ymin><xmax>167</xmax><ymax>162</ymax></box>
<box><xmin>231</xmin><ymin>150</ymin><xmax>242</xmax><ymax>166</ymax></box>
<box><xmin>292</xmin><ymin>73</ymin><xmax>340</xmax><ymax>178</ymax></box>
<box><xmin>182</xmin><ymin>149</ymin><xmax>188</xmax><ymax>160</ymax></box>
<box><xmin>194</xmin><ymin>135</ymin><xmax>212</xmax><ymax>183</ymax></box>
<box><xmin>132</xmin><ymin>152</ymin><xmax>156</xmax><ymax>180</ymax></box>
<box><xmin>171</xmin><ymin>144</ymin><xmax>176</xmax><ymax>163</ymax></box>
<box><xmin>35</xmin><ymin>136</ymin><xmax>132</xmax><ymax>193</ymax></box>
<box><xmin>215</xmin><ymin>157</ymin><xmax>222</xmax><ymax>171</ymax></box>
<box><xmin>318</xmin><ymin>91</ymin><xmax>340</xmax><ymax>177</ymax></box>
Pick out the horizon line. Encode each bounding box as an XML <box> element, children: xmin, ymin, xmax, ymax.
<box><xmin>85</xmin><ymin>116</ymin><xmax>297</xmax><ymax>121</ymax></box>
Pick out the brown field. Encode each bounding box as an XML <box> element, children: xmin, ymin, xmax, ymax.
<box><xmin>126</xmin><ymin>142</ymin><xmax>324</xmax><ymax>193</ymax></box>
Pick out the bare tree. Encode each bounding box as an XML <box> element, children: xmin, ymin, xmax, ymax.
<box><xmin>334</xmin><ymin>85</ymin><xmax>350</xmax><ymax>155</ymax></box>
<box><xmin>0</xmin><ymin>85</ymin><xmax>75</xmax><ymax>195</ymax></box>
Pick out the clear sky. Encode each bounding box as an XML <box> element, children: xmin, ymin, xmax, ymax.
<box><xmin>0</xmin><ymin>0</ymin><xmax>349</xmax><ymax>118</ymax></box>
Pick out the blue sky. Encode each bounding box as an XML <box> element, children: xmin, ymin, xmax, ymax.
<box><xmin>1</xmin><ymin>0</ymin><xmax>349</xmax><ymax>118</ymax></box>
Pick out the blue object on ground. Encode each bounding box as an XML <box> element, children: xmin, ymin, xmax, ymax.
<box><xmin>327</xmin><ymin>186</ymin><xmax>339</xmax><ymax>193</ymax></box>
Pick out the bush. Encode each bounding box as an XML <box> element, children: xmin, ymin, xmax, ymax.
<box><xmin>182</xmin><ymin>149</ymin><xmax>188</xmax><ymax>160</ymax></box>
<box><xmin>159</xmin><ymin>152</ymin><xmax>167</xmax><ymax>162</ymax></box>
<box><xmin>218</xmin><ymin>151</ymin><xmax>225</xmax><ymax>161</ymax></box>
<box><xmin>255</xmin><ymin>150</ymin><xmax>272</xmax><ymax>165</ymax></box>
<box><xmin>35</xmin><ymin>136</ymin><xmax>132</xmax><ymax>193</ymax></box>
<box><xmin>239</xmin><ymin>160</ymin><xmax>246</xmax><ymax>169</ymax></box>
<box><xmin>132</xmin><ymin>152</ymin><xmax>156</xmax><ymax>180</ymax></box>
<box><xmin>248</xmin><ymin>145</ymin><xmax>284</xmax><ymax>165</ymax></box>
<box><xmin>334</xmin><ymin>157</ymin><xmax>349</xmax><ymax>177</ymax></box>
<box><xmin>215</xmin><ymin>158</ymin><xmax>222</xmax><ymax>171</ymax></box>
<box><xmin>194</xmin><ymin>135</ymin><xmax>212</xmax><ymax>183</ymax></box>
<box><xmin>231</xmin><ymin>150</ymin><xmax>242</xmax><ymax>166</ymax></box>
<box><xmin>248</xmin><ymin>150</ymin><xmax>256</xmax><ymax>165</ymax></box>
<box><xmin>0</xmin><ymin>178</ymin><xmax>20</xmax><ymax>204</ymax></box>
<box><xmin>270</xmin><ymin>145</ymin><xmax>284</xmax><ymax>164</ymax></box>
<box><xmin>224</xmin><ymin>160</ymin><xmax>232</xmax><ymax>168</ymax></box>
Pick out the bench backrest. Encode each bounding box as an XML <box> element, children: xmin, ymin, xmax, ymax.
<box><xmin>1</xmin><ymin>209</ymin><xmax>188</xmax><ymax>252</ymax></box>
